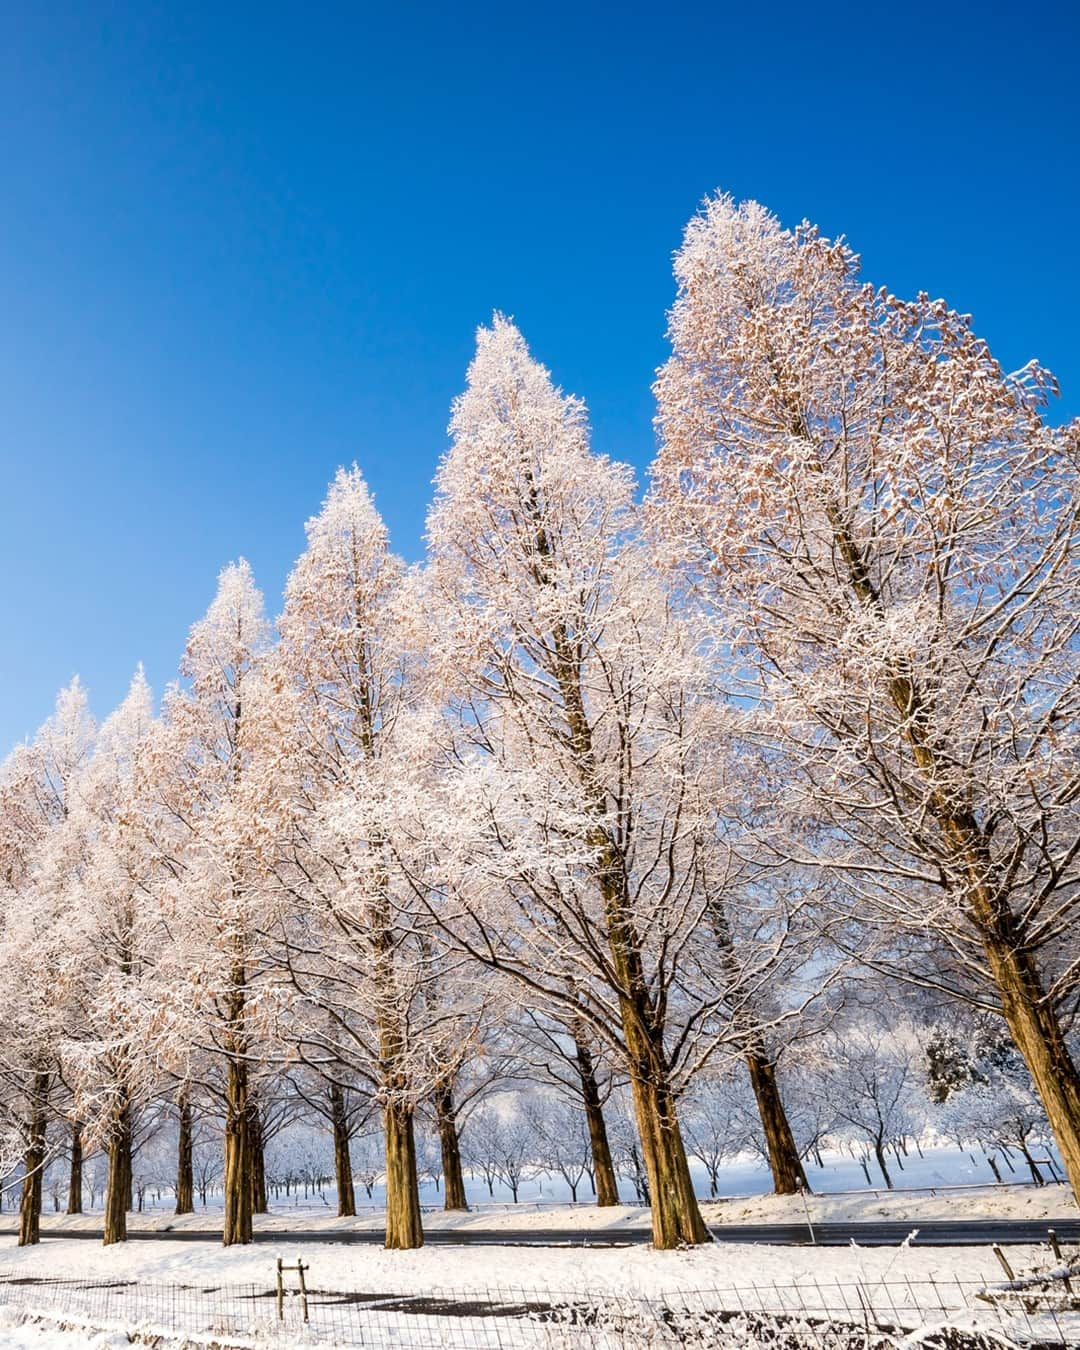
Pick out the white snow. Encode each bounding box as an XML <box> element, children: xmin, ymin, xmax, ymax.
<box><xmin>0</xmin><ymin>1230</ymin><xmax>1051</xmax><ymax>1298</ymax></box>
<box><xmin>2</xmin><ymin>1214</ymin><xmax>1077</xmax><ymax>1348</ymax></box>
<box><xmin>4</xmin><ymin>1159</ymin><xmax>1077</xmax><ymax>1345</ymax></box>
<box><xmin>705</xmin><ymin>1180</ymin><xmax>1079</xmax><ymax>1226</ymax></box>
<box><xmin>0</xmin><ymin>1309</ymin><xmax>130</xmax><ymax>1350</ymax></box>
<box><xmin>25</xmin><ymin>1179</ymin><xmax>1078</xmax><ymax>1239</ymax></box>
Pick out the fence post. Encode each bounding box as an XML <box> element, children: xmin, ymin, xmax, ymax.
<box><xmin>276</xmin><ymin>1257</ymin><xmax>284</xmax><ymax>1321</ymax></box>
<box><xmin>992</xmin><ymin>1244</ymin><xmax>1015</xmax><ymax>1282</ymax></box>
<box><xmin>297</xmin><ymin>1259</ymin><xmax>309</xmax><ymax>1324</ymax></box>
<box><xmin>1048</xmin><ymin>1228</ymin><xmax>1073</xmax><ymax>1294</ymax></box>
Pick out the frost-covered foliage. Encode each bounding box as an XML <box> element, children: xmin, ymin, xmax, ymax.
<box><xmin>652</xmin><ymin>193</ymin><xmax>1080</xmax><ymax>1199</ymax></box>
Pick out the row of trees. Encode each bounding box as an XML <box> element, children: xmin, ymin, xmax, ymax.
<box><xmin>1</xmin><ymin>195</ymin><xmax>1077</xmax><ymax>1252</ymax></box>
<box><xmin>4</xmin><ymin>1008</ymin><xmax>1061</xmax><ymax>1220</ymax></box>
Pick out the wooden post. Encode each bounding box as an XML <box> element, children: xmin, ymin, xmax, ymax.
<box><xmin>276</xmin><ymin>1256</ymin><xmax>310</xmax><ymax>1323</ymax></box>
<box><xmin>992</xmin><ymin>1244</ymin><xmax>1015</xmax><ymax>1282</ymax></box>
<box><xmin>297</xmin><ymin>1259</ymin><xmax>309</xmax><ymax>1323</ymax></box>
<box><xmin>1048</xmin><ymin>1228</ymin><xmax>1072</xmax><ymax>1293</ymax></box>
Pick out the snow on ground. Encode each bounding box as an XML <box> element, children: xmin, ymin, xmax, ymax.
<box><xmin>4</xmin><ymin>1145</ymin><xmax>1075</xmax><ymax>1345</ymax></box>
<box><xmin>0</xmin><ymin>1309</ymin><xmax>129</xmax><ymax>1350</ymax></box>
<box><xmin>705</xmin><ymin>1180</ymin><xmax>1079</xmax><ymax>1226</ymax></box>
<box><xmin>24</xmin><ymin>1180</ymin><xmax>1078</xmax><ymax>1238</ymax></box>
<box><xmin>0</xmin><ymin>1230</ymin><xmax>1052</xmax><ymax>1299</ymax></box>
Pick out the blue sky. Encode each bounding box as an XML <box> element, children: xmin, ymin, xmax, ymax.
<box><xmin>2</xmin><ymin>1</ymin><xmax>1078</xmax><ymax>748</ymax></box>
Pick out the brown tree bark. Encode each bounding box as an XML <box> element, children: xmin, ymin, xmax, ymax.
<box><xmin>103</xmin><ymin>1101</ymin><xmax>133</xmax><ymax>1245</ymax></box>
<box><xmin>624</xmin><ymin>1039</ymin><xmax>709</xmax><ymax>1247</ymax></box>
<box><xmin>433</xmin><ymin>1079</ymin><xmax>469</xmax><ymax>1212</ymax></box>
<box><xmin>573</xmin><ymin>1032</ymin><xmax>620</xmax><ymax>1207</ymax></box>
<box><xmin>1019</xmin><ymin>1144</ymin><xmax>1045</xmax><ymax>1187</ymax></box>
<box><xmin>873</xmin><ymin>1140</ymin><xmax>894</xmax><ymax>1189</ymax></box>
<box><xmin>383</xmin><ymin>1098</ymin><xmax>423</xmax><ymax>1249</ymax></box>
<box><xmin>745</xmin><ymin>1052</ymin><xmax>809</xmax><ymax>1195</ymax></box>
<box><xmin>574</xmin><ymin>821</ymin><xmax>708</xmax><ymax>1246</ymax></box>
<box><xmin>330</xmin><ymin>1081</ymin><xmax>356</xmax><ymax>1218</ymax></box>
<box><xmin>368</xmin><ymin>845</ymin><xmax>423</xmax><ymax>1246</ymax></box>
<box><xmin>976</xmin><ymin>906</ymin><xmax>1080</xmax><ymax>1199</ymax></box>
<box><xmin>248</xmin><ymin>1101</ymin><xmax>267</xmax><ymax>1215</ymax></box>
<box><xmin>18</xmin><ymin>1070</ymin><xmax>49</xmax><ymax>1247</ymax></box>
<box><xmin>175</xmin><ymin>1096</ymin><xmax>194</xmax><ymax>1215</ymax></box>
<box><xmin>222</xmin><ymin>1055</ymin><xmax>252</xmax><ymax>1246</ymax></box>
<box><xmin>66</xmin><ymin>1123</ymin><xmax>83</xmax><ymax>1215</ymax></box>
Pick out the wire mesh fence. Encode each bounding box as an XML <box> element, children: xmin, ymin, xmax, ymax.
<box><xmin>1</xmin><ymin>1269</ymin><xmax>1079</xmax><ymax>1347</ymax></box>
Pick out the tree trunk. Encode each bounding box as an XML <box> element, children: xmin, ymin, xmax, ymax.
<box><xmin>103</xmin><ymin>1100</ymin><xmax>132</xmax><ymax>1245</ymax></box>
<box><xmin>629</xmin><ymin>1143</ymin><xmax>649</xmax><ymax>1203</ymax></box>
<box><xmin>18</xmin><ymin>1070</ymin><xmax>49</xmax><ymax>1247</ymax></box>
<box><xmin>383</xmin><ymin>1098</ymin><xmax>423</xmax><ymax>1249</ymax></box>
<box><xmin>873</xmin><ymin>1140</ymin><xmax>893</xmax><ymax>1189</ymax></box>
<box><xmin>573</xmin><ymin>1033</ymin><xmax>620</xmax><ymax>1207</ymax></box>
<box><xmin>248</xmin><ymin>1101</ymin><xmax>267</xmax><ymax>1215</ymax></box>
<box><xmin>598</xmin><ymin>842</ymin><xmax>708</xmax><ymax>1246</ymax></box>
<box><xmin>222</xmin><ymin>1055</ymin><xmax>252</xmax><ymax>1246</ymax></box>
<box><xmin>330</xmin><ymin>1081</ymin><xmax>356</xmax><ymax>1218</ymax></box>
<box><xmin>582</xmin><ymin>815</ymin><xmax>707</xmax><ymax>1245</ymax></box>
<box><xmin>433</xmin><ymin>1080</ymin><xmax>469</xmax><ymax>1212</ymax></box>
<box><xmin>1019</xmin><ymin>1144</ymin><xmax>1045</xmax><ymax>1187</ymax></box>
<box><xmin>978</xmin><ymin>915</ymin><xmax>1080</xmax><ymax>1201</ymax></box>
<box><xmin>625</xmin><ymin>1051</ymin><xmax>709</xmax><ymax>1247</ymax></box>
<box><xmin>745</xmin><ymin>1052</ymin><xmax>809</xmax><ymax>1195</ymax></box>
<box><xmin>66</xmin><ymin>1123</ymin><xmax>83</xmax><ymax>1215</ymax></box>
<box><xmin>175</xmin><ymin>1097</ymin><xmax>194</xmax><ymax>1215</ymax></box>
<box><xmin>706</xmin><ymin>893</ymin><xmax>806</xmax><ymax>1198</ymax></box>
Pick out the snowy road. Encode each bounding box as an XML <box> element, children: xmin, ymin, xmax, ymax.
<box><xmin>2</xmin><ymin>1219</ymin><xmax>1079</xmax><ymax>1246</ymax></box>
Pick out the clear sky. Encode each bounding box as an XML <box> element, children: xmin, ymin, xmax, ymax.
<box><xmin>2</xmin><ymin>0</ymin><xmax>1078</xmax><ymax>749</ymax></box>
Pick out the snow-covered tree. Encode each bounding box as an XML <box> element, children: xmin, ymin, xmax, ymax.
<box><xmin>267</xmin><ymin>468</ymin><xmax>468</xmax><ymax>1248</ymax></box>
<box><xmin>652</xmin><ymin>193</ymin><xmax>1080</xmax><ymax>1199</ymax></box>
<box><xmin>60</xmin><ymin>667</ymin><xmax>163</xmax><ymax>1244</ymax></box>
<box><xmin>523</xmin><ymin>1094</ymin><xmax>596</xmax><ymax>1202</ymax></box>
<box><xmin>511</xmin><ymin>1009</ymin><xmax>621</xmax><ymax>1207</ymax></box>
<box><xmin>0</xmin><ymin>680</ymin><xmax>94</xmax><ymax>1245</ymax></box>
<box><xmin>681</xmin><ymin>1074</ymin><xmax>751</xmax><ymax>1198</ymax></box>
<box><xmin>286</xmin><ymin>1063</ymin><xmax>376</xmax><ymax>1217</ymax></box>
<box><xmin>463</xmin><ymin>1102</ymin><xmax>537</xmax><ymax>1203</ymax></box>
<box><xmin>145</xmin><ymin>560</ymin><xmax>281</xmax><ymax>1245</ymax></box>
<box><xmin>814</xmin><ymin>1022</ymin><xmax>926</xmax><ymax>1188</ymax></box>
<box><xmin>425</xmin><ymin>317</ymin><xmax>761</xmax><ymax>1246</ymax></box>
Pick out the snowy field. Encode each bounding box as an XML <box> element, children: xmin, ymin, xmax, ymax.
<box><xmin>3</xmin><ymin>1148</ymin><xmax>1078</xmax><ymax>1345</ymax></box>
<box><xmin>0</xmin><ymin>1232</ymin><xmax>1075</xmax><ymax>1349</ymax></box>
<box><xmin>0</xmin><ymin>1225</ymin><xmax>1050</xmax><ymax>1292</ymax></box>
<box><xmin>0</xmin><ymin>1314</ymin><xmax>128</xmax><ymax>1350</ymax></box>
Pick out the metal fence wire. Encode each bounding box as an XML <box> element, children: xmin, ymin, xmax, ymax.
<box><xmin>1</xmin><ymin>1271</ymin><xmax>1079</xmax><ymax>1347</ymax></box>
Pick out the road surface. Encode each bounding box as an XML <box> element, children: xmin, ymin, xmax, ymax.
<box><xmin>3</xmin><ymin>1219</ymin><xmax>1079</xmax><ymax>1246</ymax></box>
